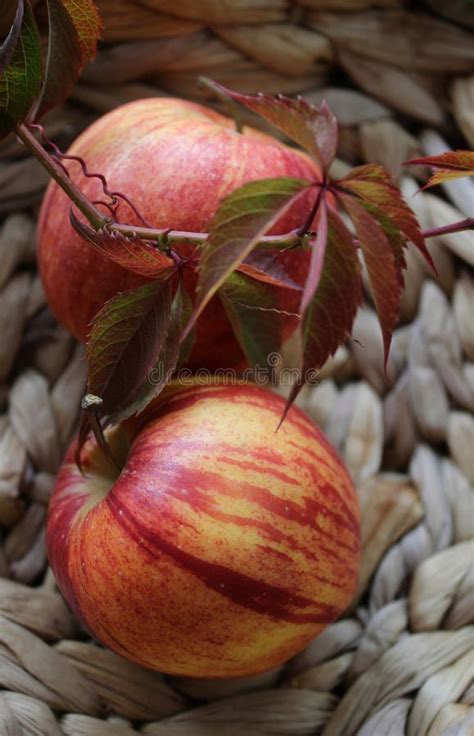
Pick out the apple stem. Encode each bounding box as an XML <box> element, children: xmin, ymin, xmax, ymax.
<box><xmin>17</xmin><ymin>124</ymin><xmax>109</xmax><ymax>231</ymax></box>
<box><xmin>422</xmin><ymin>217</ymin><xmax>474</xmax><ymax>239</ymax></box>
<box><xmin>79</xmin><ymin>394</ymin><xmax>121</xmax><ymax>473</ymax></box>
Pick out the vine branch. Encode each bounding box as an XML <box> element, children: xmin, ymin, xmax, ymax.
<box><xmin>17</xmin><ymin>123</ymin><xmax>474</xmax><ymax>256</ymax></box>
<box><xmin>17</xmin><ymin>122</ymin><xmax>311</xmax><ymax>252</ymax></box>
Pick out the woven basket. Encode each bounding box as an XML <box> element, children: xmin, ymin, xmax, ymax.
<box><xmin>1</xmin><ymin>2</ymin><xmax>473</xmax><ymax>734</ymax></box>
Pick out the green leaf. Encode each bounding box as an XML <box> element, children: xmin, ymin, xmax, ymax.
<box><xmin>0</xmin><ymin>0</ymin><xmax>23</xmax><ymax>73</ymax></box>
<box><xmin>406</xmin><ymin>150</ymin><xmax>474</xmax><ymax>187</ymax></box>
<box><xmin>113</xmin><ymin>282</ymin><xmax>193</xmax><ymax>423</ymax></box>
<box><xmin>204</xmin><ymin>80</ymin><xmax>337</xmax><ymax>172</ymax></box>
<box><xmin>35</xmin><ymin>0</ymin><xmax>84</xmax><ymax>118</ymax></box>
<box><xmin>70</xmin><ymin>210</ymin><xmax>174</xmax><ymax>277</ymax></box>
<box><xmin>220</xmin><ymin>271</ymin><xmax>295</xmax><ymax>371</ymax></box>
<box><xmin>86</xmin><ymin>273</ymin><xmax>175</xmax><ymax>419</ymax></box>
<box><xmin>175</xmin><ymin>285</ymin><xmax>195</xmax><ymax>370</ymax></box>
<box><xmin>183</xmin><ymin>176</ymin><xmax>311</xmax><ymax>339</ymax></box>
<box><xmin>285</xmin><ymin>209</ymin><xmax>362</xmax><ymax>411</ymax></box>
<box><xmin>0</xmin><ymin>0</ymin><xmax>42</xmax><ymax>139</ymax></box>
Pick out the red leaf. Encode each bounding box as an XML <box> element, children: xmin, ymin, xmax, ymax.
<box><xmin>70</xmin><ymin>209</ymin><xmax>173</xmax><ymax>277</ymax></box>
<box><xmin>205</xmin><ymin>80</ymin><xmax>337</xmax><ymax>172</ymax></box>
<box><xmin>339</xmin><ymin>193</ymin><xmax>403</xmax><ymax>365</ymax></box>
<box><xmin>284</xmin><ymin>208</ymin><xmax>362</xmax><ymax>412</ymax></box>
<box><xmin>337</xmin><ymin>163</ymin><xmax>434</xmax><ymax>270</ymax></box>
<box><xmin>238</xmin><ymin>261</ymin><xmax>301</xmax><ymax>291</ymax></box>
<box><xmin>241</xmin><ymin>249</ymin><xmax>302</xmax><ymax>291</ymax></box>
<box><xmin>406</xmin><ymin>150</ymin><xmax>474</xmax><ymax>187</ymax></box>
<box><xmin>183</xmin><ymin>176</ymin><xmax>311</xmax><ymax>339</ymax></box>
<box><xmin>299</xmin><ymin>198</ymin><xmax>328</xmax><ymax>315</ymax></box>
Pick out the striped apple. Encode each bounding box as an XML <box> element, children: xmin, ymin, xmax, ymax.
<box><xmin>46</xmin><ymin>382</ymin><xmax>360</xmax><ymax>677</ymax></box>
<box><xmin>37</xmin><ymin>98</ymin><xmax>320</xmax><ymax>371</ymax></box>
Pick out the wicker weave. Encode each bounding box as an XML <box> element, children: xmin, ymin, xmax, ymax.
<box><xmin>0</xmin><ymin>1</ymin><xmax>473</xmax><ymax>734</ymax></box>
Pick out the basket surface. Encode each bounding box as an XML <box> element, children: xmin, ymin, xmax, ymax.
<box><xmin>0</xmin><ymin>1</ymin><xmax>473</xmax><ymax>734</ymax></box>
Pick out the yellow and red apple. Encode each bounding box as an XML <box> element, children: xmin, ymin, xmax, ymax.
<box><xmin>37</xmin><ymin>98</ymin><xmax>319</xmax><ymax>371</ymax></box>
<box><xmin>46</xmin><ymin>381</ymin><xmax>360</xmax><ymax>677</ymax></box>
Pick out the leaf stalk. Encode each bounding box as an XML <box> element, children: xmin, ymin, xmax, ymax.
<box><xmin>422</xmin><ymin>217</ymin><xmax>474</xmax><ymax>239</ymax></box>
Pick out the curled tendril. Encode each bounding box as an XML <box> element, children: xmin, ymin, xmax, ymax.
<box><xmin>27</xmin><ymin>123</ymin><xmax>152</xmax><ymax>227</ymax></box>
<box><xmin>92</xmin><ymin>200</ymin><xmax>119</xmax><ymax>219</ymax></box>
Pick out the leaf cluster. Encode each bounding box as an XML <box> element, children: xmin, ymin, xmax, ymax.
<box><xmin>2</xmin><ymin>7</ymin><xmax>472</xmax><ymax>461</ymax></box>
<box><xmin>74</xmin><ymin>83</ymin><xmax>439</xmax><ymax>442</ymax></box>
<box><xmin>0</xmin><ymin>0</ymin><xmax>100</xmax><ymax>138</ymax></box>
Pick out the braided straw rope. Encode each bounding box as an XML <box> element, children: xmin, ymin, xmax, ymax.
<box><xmin>0</xmin><ymin>1</ymin><xmax>473</xmax><ymax>734</ymax></box>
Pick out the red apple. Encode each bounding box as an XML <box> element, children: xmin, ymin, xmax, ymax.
<box><xmin>46</xmin><ymin>381</ymin><xmax>360</xmax><ymax>677</ymax></box>
<box><xmin>37</xmin><ymin>98</ymin><xmax>320</xmax><ymax>371</ymax></box>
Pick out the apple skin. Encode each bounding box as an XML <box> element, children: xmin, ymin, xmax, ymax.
<box><xmin>37</xmin><ymin>98</ymin><xmax>320</xmax><ymax>371</ymax></box>
<box><xmin>46</xmin><ymin>382</ymin><xmax>360</xmax><ymax>677</ymax></box>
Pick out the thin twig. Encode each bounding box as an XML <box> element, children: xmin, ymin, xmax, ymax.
<box><xmin>422</xmin><ymin>217</ymin><xmax>474</xmax><ymax>239</ymax></box>
<box><xmin>112</xmin><ymin>222</ymin><xmax>306</xmax><ymax>251</ymax></box>
<box><xmin>18</xmin><ymin>122</ymin><xmax>474</xmax><ymax>253</ymax></box>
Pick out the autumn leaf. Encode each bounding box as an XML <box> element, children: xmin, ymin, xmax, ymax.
<box><xmin>35</xmin><ymin>0</ymin><xmax>87</xmax><ymax>118</ymax></box>
<box><xmin>59</xmin><ymin>0</ymin><xmax>101</xmax><ymax>63</ymax></box>
<box><xmin>70</xmin><ymin>209</ymin><xmax>173</xmax><ymax>276</ymax></box>
<box><xmin>339</xmin><ymin>194</ymin><xmax>404</xmax><ymax>364</ymax></box>
<box><xmin>220</xmin><ymin>271</ymin><xmax>297</xmax><ymax>371</ymax></box>
<box><xmin>183</xmin><ymin>176</ymin><xmax>311</xmax><ymax>339</ymax></box>
<box><xmin>0</xmin><ymin>0</ymin><xmax>100</xmax><ymax>133</ymax></box>
<box><xmin>204</xmin><ymin>79</ymin><xmax>337</xmax><ymax>172</ymax></box>
<box><xmin>112</xmin><ymin>282</ymin><xmax>193</xmax><ymax>422</ymax></box>
<box><xmin>284</xmin><ymin>208</ymin><xmax>362</xmax><ymax>411</ymax></box>
<box><xmin>37</xmin><ymin>0</ymin><xmax>100</xmax><ymax>118</ymax></box>
<box><xmin>0</xmin><ymin>0</ymin><xmax>42</xmax><ymax>139</ymax></box>
<box><xmin>77</xmin><ymin>280</ymin><xmax>192</xmax><ymax>462</ymax></box>
<box><xmin>238</xmin><ymin>261</ymin><xmax>301</xmax><ymax>290</ymax></box>
<box><xmin>239</xmin><ymin>248</ymin><xmax>303</xmax><ymax>291</ymax></box>
<box><xmin>336</xmin><ymin>164</ymin><xmax>433</xmax><ymax>269</ymax></box>
<box><xmin>85</xmin><ymin>273</ymin><xmax>175</xmax><ymax>419</ymax></box>
<box><xmin>406</xmin><ymin>150</ymin><xmax>474</xmax><ymax>187</ymax></box>
<box><xmin>335</xmin><ymin>163</ymin><xmax>434</xmax><ymax>364</ymax></box>
<box><xmin>299</xmin><ymin>197</ymin><xmax>328</xmax><ymax>315</ymax></box>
